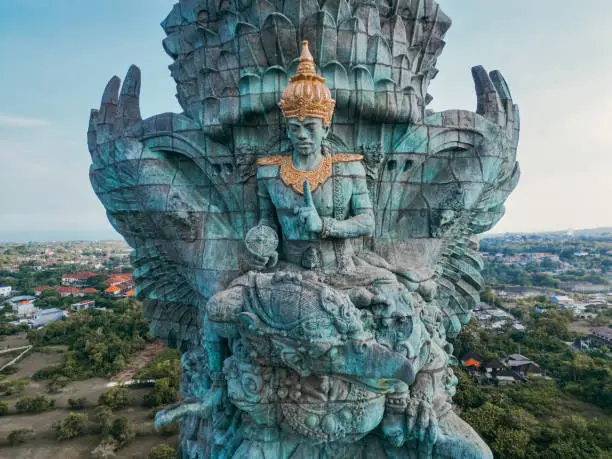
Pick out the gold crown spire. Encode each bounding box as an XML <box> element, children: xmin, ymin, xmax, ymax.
<box><xmin>278</xmin><ymin>41</ymin><xmax>336</xmax><ymax>126</ymax></box>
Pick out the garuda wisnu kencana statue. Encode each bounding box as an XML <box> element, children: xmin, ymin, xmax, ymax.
<box><xmin>87</xmin><ymin>1</ymin><xmax>519</xmax><ymax>457</ymax></box>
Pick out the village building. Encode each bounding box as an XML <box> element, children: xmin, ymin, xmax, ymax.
<box><xmin>0</xmin><ymin>284</ymin><xmax>12</xmax><ymax>298</ymax></box>
<box><xmin>58</xmin><ymin>287</ymin><xmax>84</xmax><ymax>298</ymax></box>
<box><xmin>495</xmin><ymin>369</ymin><xmax>521</xmax><ymax>385</ymax></box>
<box><xmin>461</xmin><ymin>352</ymin><xmax>483</xmax><ymax>374</ymax></box>
<box><xmin>61</xmin><ymin>272</ymin><xmax>97</xmax><ymax>287</ymax></box>
<box><xmin>482</xmin><ymin>358</ymin><xmax>505</xmax><ymax>378</ymax></box>
<box><xmin>28</xmin><ymin>308</ymin><xmax>65</xmax><ymax>328</ymax></box>
<box><xmin>104</xmin><ymin>285</ymin><xmax>122</xmax><ymax>296</ymax></box>
<box><xmin>71</xmin><ymin>300</ymin><xmax>96</xmax><ymax>312</ymax></box>
<box><xmin>589</xmin><ymin>327</ymin><xmax>612</xmax><ymax>347</ymax></box>
<box><xmin>7</xmin><ymin>296</ymin><xmax>38</xmax><ymax>318</ymax></box>
<box><xmin>34</xmin><ymin>286</ymin><xmax>54</xmax><ymax>296</ymax></box>
<box><xmin>504</xmin><ymin>354</ymin><xmax>541</xmax><ymax>377</ymax></box>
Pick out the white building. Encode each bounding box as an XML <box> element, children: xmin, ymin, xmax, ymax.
<box><xmin>7</xmin><ymin>296</ymin><xmax>38</xmax><ymax>318</ymax></box>
<box><xmin>29</xmin><ymin>309</ymin><xmax>65</xmax><ymax>328</ymax></box>
<box><xmin>0</xmin><ymin>285</ymin><xmax>11</xmax><ymax>298</ymax></box>
<box><xmin>71</xmin><ymin>300</ymin><xmax>95</xmax><ymax>312</ymax></box>
<box><xmin>551</xmin><ymin>295</ymin><xmax>573</xmax><ymax>306</ymax></box>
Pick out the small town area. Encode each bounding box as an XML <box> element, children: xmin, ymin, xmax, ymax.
<box><xmin>450</xmin><ymin>229</ymin><xmax>611</xmax><ymax>457</ymax></box>
<box><xmin>0</xmin><ymin>240</ymin><xmax>178</xmax><ymax>458</ymax></box>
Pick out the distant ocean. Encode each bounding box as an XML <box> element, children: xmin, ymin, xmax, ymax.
<box><xmin>0</xmin><ymin>230</ymin><xmax>123</xmax><ymax>243</ymax></box>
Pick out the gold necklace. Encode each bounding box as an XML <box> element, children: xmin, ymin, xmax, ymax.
<box><xmin>256</xmin><ymin>153</ymin><xmax>364</xmax><ymax>195</ymax></box>
<box><xmin>279</xmin><ymin>155</ymin><xmax>333</xmax><ymax>195</ymax></box>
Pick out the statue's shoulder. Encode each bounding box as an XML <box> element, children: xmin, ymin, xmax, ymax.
<box><xmin>331</xmin><ymin>154</ymin><xmax>365</xmax><ymax>175</ymax></box>
<box><xmin>256</xmin><ymin>156</ymin><xmax>283</xmax><ymax>178</ymax></box>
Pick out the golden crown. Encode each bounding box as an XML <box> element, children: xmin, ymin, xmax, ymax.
<box><xmin>278</xmin><ymin>41</ymin><xmax>336</xmax><ymax>127</ymax></box>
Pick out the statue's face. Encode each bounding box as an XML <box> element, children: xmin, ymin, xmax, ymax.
<box><xmin>286</xmin><ymin>117</ymin><xmax>329</xmax><ymax>156</ymax></box>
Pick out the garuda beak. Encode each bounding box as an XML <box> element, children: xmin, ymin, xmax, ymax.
<box><xmin>323</xmin><ymin>339</ymin><xmax>415</xmax><ymax>386</ymax></box>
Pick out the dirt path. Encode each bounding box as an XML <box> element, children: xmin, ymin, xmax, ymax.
<box><xmin>112</xmin><ymin>340</ymin><xmax>166</xmax><ymax>383</ymax></box>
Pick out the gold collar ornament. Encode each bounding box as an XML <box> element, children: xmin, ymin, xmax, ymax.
<box><xmin>257</xmin><ymin>154</ymin><xmax>364</xmax><ymax>195</ymax></box>
<box><xmin>278</xmin><ymin>41</ymin><xmax>336</xmax><ymax>127</ymax></box>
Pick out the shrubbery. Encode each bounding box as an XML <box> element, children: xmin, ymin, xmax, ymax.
<box><xmin>68</xmin><ymin>396</ymin><xmax>88</xmax><ymax>409</ymax></box>
<box><xmin>7</xmin><ymin>428</ymin><xmax>34</xmax><ymax>446</ymax></box>
<box><xmin>107</xmin><ymin>416</ymin><xmax>134</xmax><ymax>448</ymax></box>
<box><xmin>149</xmin><ymin>443</ymin><xmax>177</xmax><ymax>459</ymax></box>
<box><xmin>15</xmin><ymin>395</ymin><xmax>55</xmax><ymax>413</ymax></box>
<box><xmin>98</xmin><ymin>386</ymin><xmax>131</xmax><ymax>411</ymax></box>
<box><xmin>0</xmin><ymin>379</ymin><xmax>29</xmax><ymax>396</ymax></box>
<box><xmin>137</xmin><ymin>348</ymin><xmax>181</xmax><ymax>408</ymax></box>
<box><xmin>55</xmin><ymin>412</ymin><xmax>88</xmax><ymax>440</ymax></box>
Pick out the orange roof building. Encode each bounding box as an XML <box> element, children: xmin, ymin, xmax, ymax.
<box><xmin>104</xmin><ymin>285</ymin><xmax>122</xmax><ymax>295</ymax></box>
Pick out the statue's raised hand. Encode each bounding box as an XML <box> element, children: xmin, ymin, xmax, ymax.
<box><xmin>295</xmin><ymin>181</ymin><xmax>323</xmax><ymax>234</ymax></box>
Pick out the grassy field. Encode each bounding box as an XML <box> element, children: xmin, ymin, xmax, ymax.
<box><xmin>0</xmin><ymin>333</ymin><xmax>178</xmax><ymax>458</ymax></box>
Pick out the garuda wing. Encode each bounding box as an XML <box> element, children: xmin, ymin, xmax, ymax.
<box><xmin>372</xmin><ymin>67</ymin><xmax>520</xmax><ymax>338</ymax></box>
<box><xmin>88</xmin><ymin>66</ymin><xmax>254</xmax><ymax>350</ymax></box>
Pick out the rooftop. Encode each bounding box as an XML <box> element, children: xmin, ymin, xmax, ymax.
<box><xmin>590</xmin><ymin>327</ymin><xmax>612</xmax><ymax>340</ymax></box>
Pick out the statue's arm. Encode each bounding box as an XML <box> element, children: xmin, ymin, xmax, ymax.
<box><xmin>321</xmin><ymin>162</ymin><xmax>374</xmax><ymax>239</ymax></box>
<box><xmin>256</xmin><ymin>171</ymin><xmax>279</xmax><ymax>230</ymax></box>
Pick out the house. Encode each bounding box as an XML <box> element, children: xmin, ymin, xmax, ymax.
<box><xmin>105</xmin><ymin>273</ymin><xmax>133</xmax><ymax>287</ymax></box>
<box><xmin>589</xmin><ymin>327</ymin><xmax>612</xmax><ymax>347</ymax></box>
<box><xmin>7</xmin><ymin>296</ymin><xmax>38</xmax><ymax>318</ymax></box>
<box><xmin>13</xmin><ymin>300</ymin><xmax>38</xmax><ymax>318</ymax></box>
<box><xmin>82</xmin><ymin>288</ymin><xmax>98</xmax><ymax>295</ymax></box>
<box><xmin>71</xmin><ymin>300</ymin><xmax>95</xmax><ymax>312</ymax></box>
<box><xmin>125</xmin><ymin>289</ymin><xmax>135</xmax><ymax>297</ymax></box>
<box><xmin>28</xmin><ymin>308</ymin><xmax>65</xmax><ymax>328</ymax></box>
<box><xmin>58</xmin><ymin>287</ymin><xmax>83</xmax><ymax>298</ymax></box>
<box><xmin>482</xmin><ymin>358</ymin><xmax>505</xmax><ymax>378</ymax></box>
<box><xmin>505</xmin><ymin>354</ymin><xmax>541</xmax><ymax>377</ymax></box>
<box><xmin>61</xmin><ymin>272</ymin><xmax>97</xmax><ymax>287</ymax></box>
<box><xmin>551</xmin><ymin>295</ymin><xmax>572</xmax><ymax>306</ymax></box>
<box><xmin>104</xmin><ymin>285</ymin><xmax>122</xmax><ymax>296</ymax></box>
<box><xmin>461</xmin><ymin>352</ymin><xmax>483</xmax><ymax>372</ymax></box>
<box><xmin>34</xmin><ymin>286</ymin><xmax>54</xmax><ymax>296</ymax></box>
<box><xmin>0</xmin><ymin>285</ymin><xmax>12</xmax><ymax>298</ymax></box>
<box><xmin>496</xmin><ymin>369</ymin><xmax>521</xmax><ymax>385</ymax></box>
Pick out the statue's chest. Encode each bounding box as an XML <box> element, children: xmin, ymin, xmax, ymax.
<box><xmin>266</xmin><ymin>171</ymin><xmax>352</xmax><ymax>218</ymax></box>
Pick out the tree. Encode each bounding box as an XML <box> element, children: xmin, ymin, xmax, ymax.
<box><xmin>98</xmin><ymin>386</ymin><xmax>131</xmax><ymax>411</ymax></box>
<box><xmin>68</xmin><ymin>397</ymin><xmax>88</xmax><ymax>409</ymax></box>
<box><xmin>143</xmin><ymin>377</ymin><xmax>179</xmax><ymax>408</ymax></box>
<box><xmin>108</xmin><ymin>417</ymin><xmax>134</xmax><ymax>448</ymax></box>
<box><xmin>491</xmin><ymin>427</ymin><xmax>533</xmax><ymax>458</ymax></box>
<box><xmin>149</xmin><ymin>444</ymin><xmax>177</xmax><ymax>459</ymax></box>
<box><xmin>0</xmin><ymin>401</ymin><xmax>8</xmax><ymax>416</ymax></box>
<box><xmin>7</xmin><ymin>428</ymin><xmax>34</xmax><ymax>446</ymax></box>
<box><xmin>94</xmin><ymin>405</ymin><xmax>113</xmax><ymax>435</ymax></box>
<box><xmin>55</xmin><ymin>412</ymin><xmax>89</xmax><ymax>440</ymax></box>
<box><xmin>15</xmin><ymin>395</ymin><xmax>55</xmax><ymax>413</ymax></box>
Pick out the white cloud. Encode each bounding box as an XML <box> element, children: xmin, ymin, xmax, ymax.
<box><xmin>0</xmin><ymin>114</ymin><xmax>49</xmax><ymax>128</ymax></box>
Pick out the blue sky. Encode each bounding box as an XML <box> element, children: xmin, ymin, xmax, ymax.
<box><xmin>0</xmin><ymin>0</ymin><xmax>611</xmax><ymax>241</ymax></box>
